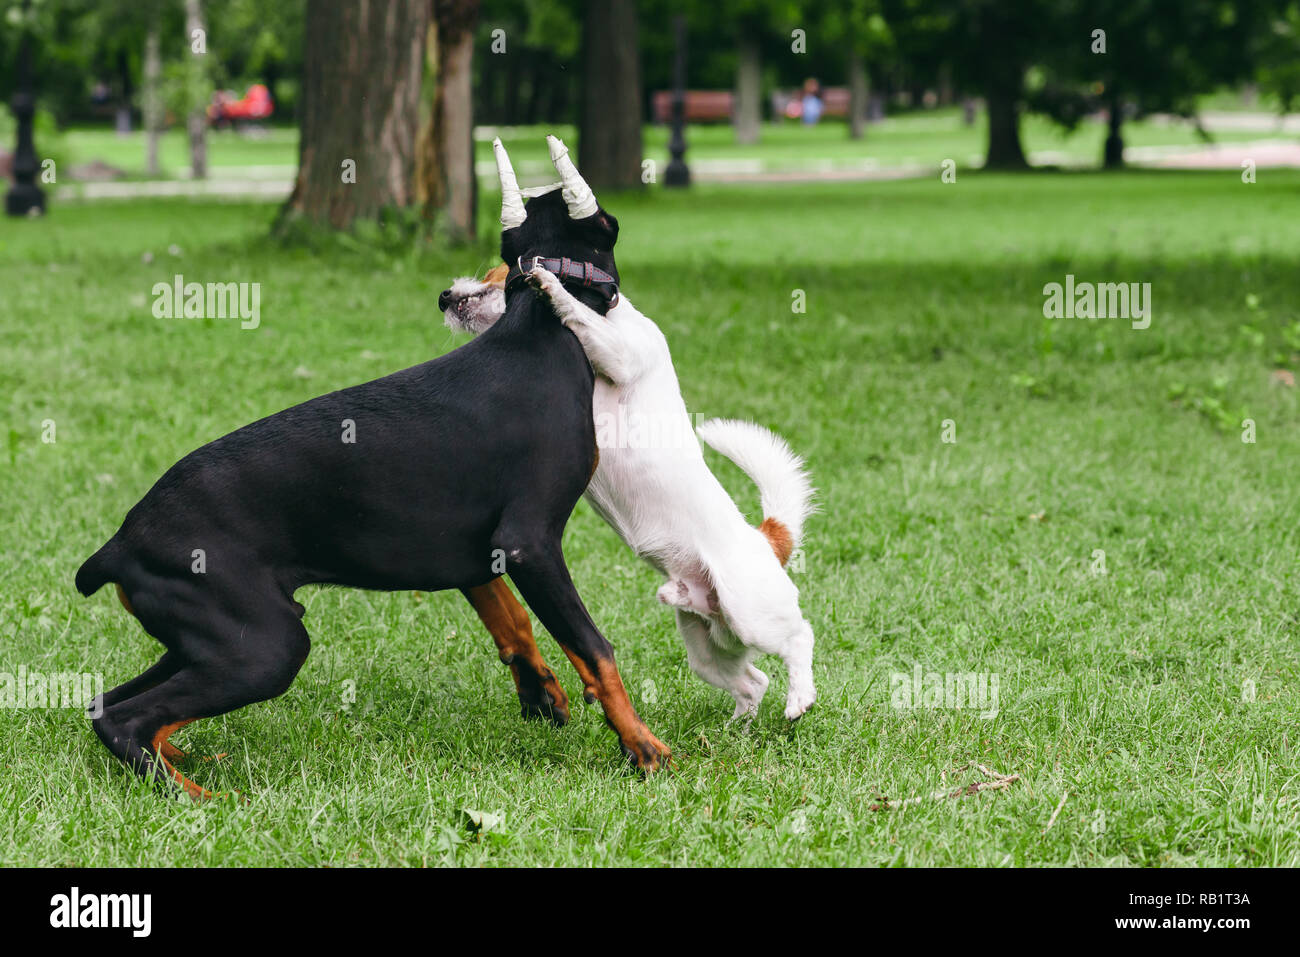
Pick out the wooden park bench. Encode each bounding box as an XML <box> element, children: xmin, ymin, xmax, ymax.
<box><xmin>651</xmin><ymin>89</ymin><xmax>735</xmax><ymax>123</ymax></box>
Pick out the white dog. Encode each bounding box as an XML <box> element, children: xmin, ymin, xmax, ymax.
<box><xmin>443</xmin><ymin>272</ymin><xmax>816</xmax><ymax>724</ymax></box>
<box><xmin>439</xmin><ymin>138</ymin><xmax>815</xmax><ymax>721</ymax></box>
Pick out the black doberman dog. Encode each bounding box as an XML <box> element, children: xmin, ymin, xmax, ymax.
<box><xmin>76</xmin><ymin>140</ymin><xmax>670</xmax><ymax>798</ymax></box>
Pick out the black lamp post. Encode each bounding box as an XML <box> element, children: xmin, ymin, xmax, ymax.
<box><xmin>664</xmin><ymin>14</ymin><xmax>690</xmax><ymax>188</ymax></box>
<box><xmin>6</xmin><ymin>0</ymin><xmax>46</xmax><ymax>217</ymax></box>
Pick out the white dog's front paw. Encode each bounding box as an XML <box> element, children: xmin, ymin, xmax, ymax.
<box><xmin>784</xmin><ymin>678</ymin><xmax>816</xmax><ymax>721</ymax></box>
<box><xmin>526</xmin><ymin>265</ymin><xmax>563</xmax><ymax>298</ymax></box>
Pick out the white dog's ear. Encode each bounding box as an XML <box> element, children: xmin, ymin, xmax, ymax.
<box><xmin>547</xmin><ymin>135</ymin><xmax>598</xmax><ymax>220</ymax></box>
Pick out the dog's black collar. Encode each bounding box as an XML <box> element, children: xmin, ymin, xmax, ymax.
<box><xmin>506</xmin><ymin>255</ymin><xmax>620</xmax><ymax>310</ymax></box>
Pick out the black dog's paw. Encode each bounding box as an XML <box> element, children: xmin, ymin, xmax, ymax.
<box><xmin>515</xmin><ymin>669</ymin><xmax>571</xmax><ymax>727</ymax></box>
<box><xmin>618</xmin><ymin>729</ymin><xmax>673</xmax><ymax>774</ymax></box>
<box><xmin>520</xmin><ymin>693</ymin><xmax>569</xmax><ymax>728</ymax></box>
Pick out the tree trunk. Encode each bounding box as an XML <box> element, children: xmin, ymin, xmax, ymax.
<box><xmin>525</xmin><ymin>53</ymin><xmax>546</xmax><ymax>124</ymax></box>
<box><xmin>438</xmin><ymin>31</ymin><xmax>476</xmax><ymax>238</ymax></box>
<box><xmin>984</xmin><ymin>86</ymin><xmax>1028</xmax><ymax>169</ymax></box>
<box><xmin>264</xmin><ymin>59</ymin><xmax>281</xmax><ymax>118</ymax></box>
<box><xmin>734</xmin><ymin>30</ymin><xmax>761</xmax><ymax>145</ymax></box>
<box><xmin>115</xmin><ymin>50</ymin><xmax>132</xmax><ymax>133</ymax></box>
<box><xmin>184</xmin><ymin>0</ymin><xmax>207</xmax><ymax>179</ymax></box>
<box><xmin>868</xmin><ymin>91</ymin><xmax>885</xmax><ymax>122</ymax></box>
<box><xmin>554</xmin><ymin>72</ymin><xmax>572</xmax><ymax>125</ymax></box>
<box><xmin>847</xmin><ymin>51</ymin><xmax>867</xmax><ymax>140</ymax></box>
<box><xmin>281</xmin><ymin>0</ymin><xmax>429</xmax><ymax>229</ymax></box>
<box><xmin>503</xmin><ymin>46</ymin><xmax>522</xmax><ymax>124</ymax></box>
<box><xmin>1103</xmin><ymin>94</ymin><xmax>1124</xmax><ymax>169</ymax></box>
<box><xmin>143</xmin><ymin>27</ymin><xmax>162</xmax><ymax>176</ymax></box>
<box><xmin>417</xmin><ymin>0</ymin><xmax>479</xmax><ymax>241</ymax></box>
<box><xmin>937</xmin><ymin>63</ymin><xmax>954</xmax><ymax>106</ymax></box>
<box><xmin>979</xmin><ymin>4</ymin><xmax>1028</xmax><ymax>170</ymax></box>
<box><xmin>579</xmin><ymin>0</ymin><xmax>643</xmax><ymax>190</ymax></box>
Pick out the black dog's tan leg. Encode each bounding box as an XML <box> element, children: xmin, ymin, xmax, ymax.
<box><xmin>502</xmin><ymin>535</ymin><xmax>670</xmax><ymax>772</ymax></box>
<box><xmin>147</xmin><ymin>718</ymin><xmax>229</xmax><ymax>765</ymax></box>
<box><xmin>463</xmin><ymin>579</ymin><xmax>571</xmax><ymax>726</ymax></box>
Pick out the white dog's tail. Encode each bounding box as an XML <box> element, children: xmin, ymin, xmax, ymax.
<box><xmin>696</xmin><ymin>418</ymin><xmax>815</xmax><ymax>564</ymax></box>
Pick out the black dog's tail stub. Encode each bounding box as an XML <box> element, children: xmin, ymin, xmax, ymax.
<box><xmin>75</xmin><ymin>540</ymin><xmax>119</xmax><ymax>597</ymax></box>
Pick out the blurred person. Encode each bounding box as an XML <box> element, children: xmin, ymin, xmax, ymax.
<box><xmin>800</xmin><ymin>78</ymin><xmax>823</xmax><ymax>125</ymax></box>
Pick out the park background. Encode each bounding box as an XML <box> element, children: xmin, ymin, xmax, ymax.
<box><xmin>1</xmin><ymin>1</ymin><xmax>1299</xmax><ymax>866</ymax></box>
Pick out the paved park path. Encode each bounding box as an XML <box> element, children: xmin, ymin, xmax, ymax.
<box><xmin>54</xmin><ymin>114</ymin><xmax>1300</xmax><ymax>201</ymax></box>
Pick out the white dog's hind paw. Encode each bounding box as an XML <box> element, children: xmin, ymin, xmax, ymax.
<box><xmin>656</xmin><ymin>578</ymin><xmax>715</xmax><ymax>618</ymax></box>
<box><xmin>727</xmin><ymin>666</ymin><xmax>770</xmax><ymax>726</ymax></box>
<box><xmin>729</xmin><ymin>703</ymin><xmax>758</xmax><ymax>727</ymax></box>
<box><xmin>656</xmin><ymin>579</ymin><xmax>690</xmax><ymax>607</ymax></box>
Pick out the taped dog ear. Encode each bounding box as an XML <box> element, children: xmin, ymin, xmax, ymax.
<box><xmin>547</xmin><ymin>135</ymin><xmax>599</xmax><ymax>219</ymax></box>
<box><xmin>494</xmin><ymin>138</ymin><xmax>526</xmax><ymax>229</ymax></box>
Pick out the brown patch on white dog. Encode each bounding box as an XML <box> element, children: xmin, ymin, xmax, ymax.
<box><xmin>758</xmin><ymin>516</ymin><xmax>794</xmax><ymax>566</ymax></box>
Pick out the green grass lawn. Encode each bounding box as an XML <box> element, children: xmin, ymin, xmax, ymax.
<box><xmin>59</xmin><ymin>126</ymin><xmax>299</xmax><ymax>176</ymax></box>
<box><xmin>1</xmin><ymin>169</ymin><xmax>1298</xmax><ymax>866</ymax></box>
